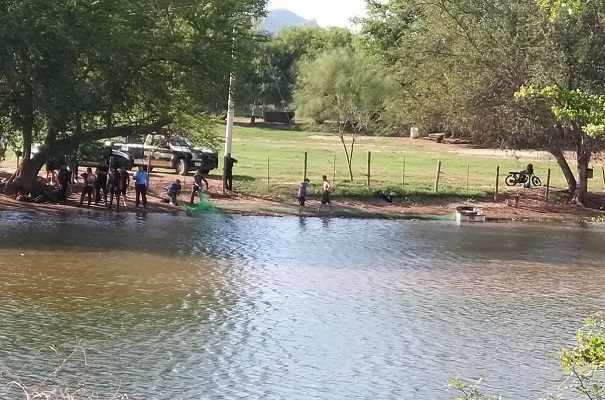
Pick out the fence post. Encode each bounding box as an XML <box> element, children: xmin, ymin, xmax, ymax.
<box><xmin>545</xmin><ymin>168</ymin><xmax>551</xmax><ymax>201</ymax></box>
<box><xmin>303</xmin><ymin>152</ymin><xmax>308</xmax><ymax>180</ymax></box>
<box><xmin>267</xmin><ymin>156</ymin><xmax>270</xmax><ymax>192</ymax></box>
<box><xmin>402</xmin><ymin>156</ymin><xmax>406</xmax><ymax>191</ymax></box>
<box><xmin>494</xmin><ymin>166</ymin><xmax>500</xmax><ymax>201</ymax></box>
<box><xmin>602</xmin><ymin>166</ymin><xmax>605</xmax><ymax>189</ymax></box>
<box><xmin>434</xmin><ymin>160</ymin><xmax>441</xmax><ymax>192</ymax></box>
<box><xmin>367</xmin><ymin>151</ymin><xmax>371</xmax><ymax>188</ymax></box>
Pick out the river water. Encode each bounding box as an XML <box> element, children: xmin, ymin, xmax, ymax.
<box><xmin>0</xmin><ymin>212</ymin><xmax>604</xmax><ymax>399</ymax></box>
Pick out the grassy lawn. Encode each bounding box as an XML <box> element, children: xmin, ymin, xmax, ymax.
<box><xmin>3</xmin><ymin>125</ymin><xmax>604</xmax><ymax>201</ymax></box>
<box><xmin>215</xmin><ymin>124</ymin><xmax>605</xmax><ymax>200</ymax></box>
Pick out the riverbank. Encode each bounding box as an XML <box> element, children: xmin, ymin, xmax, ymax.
<box><xmin>1</xmin><ymin>173</ymin><xmax>604</xmax><ymax>223</ymax></box>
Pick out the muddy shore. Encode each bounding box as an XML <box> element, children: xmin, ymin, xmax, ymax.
<box><xmin>1</xmin><ymin>171</ymin><xmax>604</xmax><ymax>223</ymax></box>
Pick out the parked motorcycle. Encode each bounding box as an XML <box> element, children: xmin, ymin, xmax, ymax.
<box><xmin>505</xmin><ymin>171</ymin><xmax>542</xmax><ymax>187</ymax></box>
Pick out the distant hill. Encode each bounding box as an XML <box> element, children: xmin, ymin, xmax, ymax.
<box><xmin>262</xmin><ymin>9</ymin><xmax>319</xmax><ymax>35</ymax></box>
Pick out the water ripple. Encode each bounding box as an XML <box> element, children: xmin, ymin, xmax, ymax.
<box><xmin>1</xmin><ymin>212</ymin><xmax>605</xmax><ymax>398</ymax></box>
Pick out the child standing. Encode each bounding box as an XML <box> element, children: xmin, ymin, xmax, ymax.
<box><xmin>297</xmin><ymin>178</ymin><xmax>310</xmax><ymax>214</ymax></box>
<box><xmin>318</xmin><ymin>175</ymin><xmax>333</xmax><ymax>213</ymax></box>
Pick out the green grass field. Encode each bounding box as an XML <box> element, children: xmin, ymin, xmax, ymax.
<box><xmin>216</xmin><ymin>124</ymin><xmax>604</xmax><ymax>199</ymax></box>
<box><xmin>3</xmin><ymin>125</ymin><xmax>603</xmax><ymax>201</ymax></box>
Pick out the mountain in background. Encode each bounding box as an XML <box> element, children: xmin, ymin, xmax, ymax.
<box><xmin>262</xmin><ymin>9</ymin><xmax>319</xmax><ymax>35</ymax></box>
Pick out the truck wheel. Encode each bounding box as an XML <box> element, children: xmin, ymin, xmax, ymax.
<box><xmin>176</xmin><ymin>158</ymin><xmax>189</xmax><ymax>175</ymax></box>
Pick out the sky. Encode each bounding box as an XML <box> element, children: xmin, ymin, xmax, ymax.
<box><xmin>268</xmin><ymin>0</ymin><xmax>368</xmax><ymax>28</ymax></box>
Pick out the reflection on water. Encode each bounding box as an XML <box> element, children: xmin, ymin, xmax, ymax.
<box><xmin>0</xmin><ymin>212</ymin><xmax>605</xmax><ymax>399</ymax></box>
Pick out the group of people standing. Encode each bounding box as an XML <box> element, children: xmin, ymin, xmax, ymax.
<box><xmin>79</xmin><ymin>165</ymin><xmax>149</xmax><ymax>210</ymax></box>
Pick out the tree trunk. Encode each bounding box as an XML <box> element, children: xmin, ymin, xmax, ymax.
<box><xmin>5</xmin><ymin>117</ymin><xmax>171</xmax><ymax>194</ymax></box>
<box><xmin>339</xmin><ymin>133</ymin><xmax>354</xmax><ymax>182</ymax></box>
<box><xmin>6</xmin><ymin>151</ymin><xmax>46</xmax><ymax>194</ymax></box>
<box><xmin>21</xmin><ymin>84</ymin><xmax>34</xmax><ymax>161</ymax></box>
<box><xmin>549</xmin><ymin>146</ymin><xmax>576</xmax><ymax>194</ymax></box>
<box><xmin>574</xmin><ymin>150</ymin><xmax>590</xmax><ymax>206</ymax></box>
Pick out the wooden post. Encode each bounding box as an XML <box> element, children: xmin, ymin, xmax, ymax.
<box><xmin>402</xmin><ymin>156</ymin><xmax>406</xmax><ymax>191</ymax></box>
<box><xmin>494</xmin><ymin>166</ymin><xmax>500</xmax><ymax>201</ymax></box>
<box><xmin>602</xmin><ymin>166</ymin><xmax>605</xmax><ymax>189</ymax></box>
<box><xmin>267</xmin><ymin>156</ymin><xmax>270</xmax><ymax>192</ymax></box>
<box><xmin>434</xmin><ymin>160</ymin><xmax>441</xmax><ymax>192</ymax></box>
<box><xmin>466</xmin><ymin>165</ymin><xmax>470</xmax><ymax>194</ymax></box>
<box><xmin>545</xmin><ymin>168</ymin><xmax>551</xmax><ymax>201</ymax></box>
<box><xmin>303</xmin><ymin>152</ymin><xmax>308</xmax><ymax>181</ymax></box>
<box><xmin>367</xmin><ymin>151</ymin><xmax>371</xmax><ymax>188</ymax></box>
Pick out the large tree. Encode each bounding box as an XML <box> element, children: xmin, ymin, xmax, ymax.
<box><xmin>361</xmin><ymin>0</ymin><xmax>605</xmax><ymax>205</ymax></box>
<box><xmin>294</xmin><ymin>48</ymin><xmax>395</xmax><ymax>181</ymax></box>
<box><xmin>0</xmin><ymin>0</ymin><xmax>265</xmax><ymax>192</ymax></box>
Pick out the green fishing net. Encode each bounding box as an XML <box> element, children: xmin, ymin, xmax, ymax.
<box><xmin>185</xmin><ymin>193</ymin><xmax>220</xmax><ymax>215</ymax></box>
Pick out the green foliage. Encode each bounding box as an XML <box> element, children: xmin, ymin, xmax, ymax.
<box><xmin>452</xmin><ymin>314</ymin><xmax>605</xmax><ymax>400</ymax></box>
<box><xmin>448</xmin><ymin>376</ymin><xmax>501</xmax><ymax>400</ymax></box>
<box><xmin>361</xmin><ymin>0</ymin><xmax>545</xmax><ymax>137</ymax></box>
<box><xmin>541</xmin><ymin>0</ymin><xmax>584</xmax><ymax>20</ymax></box>
<box><xmin>238</xmin><ymin>26</ymin><xmax>354</xmax><ymax>108</ymax></box>
<box><xmin>294</xmin><ymin>48</ymin><xmax>397</xmax><ymax>180</ymax></box>
<box><xmin>361</xmin><ymin>0</ymin><xmax>605</xmax><ymax>202</ymax></box>
<box><xmin>294</xmin><ymin>48</ymin><xmax>396</xmax><ymax>133</ymax></box>
<box><xmin>517</xmin><ymin>86</ymin><xmax>605</xmax><ymax>137</ymax></box>
<box><xmin>170</xmin><ymin>114</ymin><xmax>222</xmax><ymax>150</ymax></box>
<box><xmin>552</xmin><ymin>313</ymin><xmax>605</xmax><ymax>399</ymax></box>
<box><xmin>0</xmin><ymin>0</ymin><xmax>265</xmax><ymax>157</ymax></box>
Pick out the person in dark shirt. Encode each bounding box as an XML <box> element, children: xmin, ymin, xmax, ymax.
<box><xmin>190</xmin><ymin>169</ymin><xmax>209</xmax><ymax>204</ymax></box>
<box><xmin>57</xmin><ymin>163</ymin><xmax>70</xmax><ymax>204</ymax></box>
<box><xmin>107</xmin><ymin>166</ymin><xmax>122</xmax><ymax>211</ymax></box>
<box><xmin>118</xmin><ymin>166</ymin><xmax>130</xmax><ymax>207</ymax></box>
<box><xmin>94</xmin><ymin>164</ymin><xmax>109</xmax><ymax>205</ymax></box>
<box><xmin>167</xmin><ymin>179</ymin><xmax>182</xmax><ymax>205</ymax></box>
<box><xmin>521</xmin><ymin>163</ymin><xmax>534</xmax><ymax>188</ymax></box>
<box><xmin>224</xmin><ymin>153</ymin><xmax>238</xmax><ymax>191</ymax></box>
<box><xmin>297</xmin><ymin>178</ymin><xmax>310</xmax><ymax>214</ymax></box>
<box><xmin>45</xmin><ymin>159</ymin><xmax>58</xmax><ymax>185</ymax></box>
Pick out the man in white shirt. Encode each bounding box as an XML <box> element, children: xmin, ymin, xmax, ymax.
<box><xmin>318</xmin><ymin>175</ymin><xmax>333</xmax><ymax>213</ymax></box>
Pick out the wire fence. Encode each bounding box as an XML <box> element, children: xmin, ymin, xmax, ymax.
<box><xmin>232</xmin><ymin>149</ymin><xmax>605</xmax><ymax>198</ymax></box>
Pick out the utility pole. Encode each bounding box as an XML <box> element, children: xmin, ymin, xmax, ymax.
<box><xmin>223</xmin><ymin>72</ymin><xmax>235</xmax><ymax>194</ymax></box>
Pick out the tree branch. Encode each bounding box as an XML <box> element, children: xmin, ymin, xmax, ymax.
<box><xmin>55</xmin><ymin>116</ymin><xmax>173</xmax><ymax>150</ymax></box>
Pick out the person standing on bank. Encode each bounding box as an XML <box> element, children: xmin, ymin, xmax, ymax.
<box><xmin>297</xmin><ymin>178</ymin><xmax>310</xmax><ymax>214</ymax></box>
<box><xmin>118</xmin><ymin>166</ymin><xmax>130</xmax><ymax>207</ymax></box>
<box><xmin>107</xmin><ymin>166</ymin><xmax>121</xmax><ymax>211</ymax></box>
<box><xmin>57</xmin><ymin>163</ymin><xmax>70</xmax><ymax>205</ymax></box>
<box><xmin>94</xmin><ymin>164</ymin><xmax>108</xmax><ymax>205</ymax></box>
<box><xmin>318</xmin><ymin>175</ymin><xmax>333</xmax><ymax>213</ymax></box>
<box><xmin>79</xmin><ymin>167</ymin><xmax>96</xmax><ymax>208</ymax></box>
<box><xmin>190</xmin><ymin>169</ymin><xmax>209</xmax><ymax>204</ymax></box>
<box><xmin>133</xmin><ymin>166</ymin><xmax>149</xmax><ymax>208</ymax></box>
<box><xmin>224</xmin><ymin>153</ymin><xmax>238</xmax><ymax>191</ymax></box>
